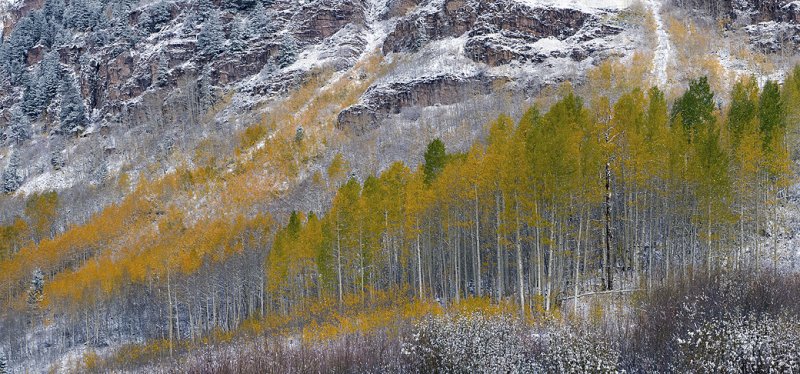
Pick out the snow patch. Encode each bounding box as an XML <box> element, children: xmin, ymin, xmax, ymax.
<box><xmin>532</xmin><ymin>37</ymin><xmax>568</xmax><ymax>54</ymax></box>
<box><xmin>375</xmin><ymin>33</ymin><xmax>484</xmax><ymax>88</ymax></box>
<box><xmin>644</xmin><ymin>0</ymin><xmax>672</xmax><ymax>87</ymax></box>
<box><xmin>18</xmin><ymin>167</ymin><xmax>80</xmax><ymax>195</ymax></box>
<box><xmin>515</xmin><ymin>0</ymin><xmax>634</xmax><ymax>13</ymax></box>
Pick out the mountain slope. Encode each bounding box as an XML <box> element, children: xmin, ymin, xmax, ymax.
<box><xmin>0</xmin><ymin>0</ymin><xmax>799</xmax><ymax>372</ymax></box>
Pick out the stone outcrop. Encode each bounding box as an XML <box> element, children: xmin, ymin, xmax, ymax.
<box><xmin>294</xmin><ymin>0</ymin><xmax>367</xmax><ymax>42</ymax></box>
<box><xmin>382</xmin><ymin>0</ymin><xmax>604</xmax><ymax>64</ymax></box>
<box><xmin>381</xmin><ymin>0</ymin><xmax>423</xmax><ymax>20</ymax></box>
<box><xmin>337</xmin><ymin>74</ymin><xmax>508</xmax><ymax>134</ymax></box>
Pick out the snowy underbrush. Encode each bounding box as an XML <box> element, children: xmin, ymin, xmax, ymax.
<box><xmin>675</xmin><ymin>313</ymin><xmax>800</xmax><ymax>372</ymax></box>
<box><xmin>401</xmin><ymin>314</ymin><xmax>619</xmax><ymax>373</ymax></box>
<box><xmin>177</xmin><ymin>331</ymin><xmax>405</xmax><ymax>374</ymax></box>
<box><xmin>624</xmin><ymin>271</ymin><xmax>800</xmax><ymax>371</ymax></box>
<box><xmin>168</xmin><ymin>273</ymin><xmax>800</xmax><ymax>373</ymax></box>
<box><xmin>401</xmin><ymin>313</ymin><xmax>530</xmax><ymax>373</ymax></box>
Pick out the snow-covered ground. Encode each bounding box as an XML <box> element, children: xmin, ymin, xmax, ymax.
<box><xmin>715</xmin><ymin>47</ymin><xmax>787</xmax><ymax>88</ymax></box>
<box><xmin>644</xmin><ymin>0</ymin><xmax>673</xmax><ymax>87</ymax></box>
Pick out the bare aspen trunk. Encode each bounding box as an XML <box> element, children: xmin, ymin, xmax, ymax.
<box><xmin>536</xmin><ymin>202</ymin><xmax>542</xmax><ymax>297</ymax></box>
<box><xmin>574</xmin><ymin>206</ymin><xmax>583</xmax><ymax>316</ymax></box>
<box><xmin>455</xmin><ymin>225</ymin><xmax>461</xmax><ymax>303</ymax></box>
<box><xmin>475</xmin><ymin>186</ymin><xmax>482</xmax><ymax>297</ymax></box>
<box><xmin>647</xmin><ymin>194</ymin><xmax>654</xmax><ymax>291</ymax></box>
<box><xmin>175</xmin><ymin>290</ymin><xmax>181</xmax><ymax>344</ymax></box>
<box><xmin>496</xmin><ymin>193</ymin><xmax>503</xmax><ymax>302</ymax></box>
<box><xmin>739</xmin><ymin>202</ymin><xmax>744</xmax><ymax>272</ymax></box>
<box><xmin>545</xmin><ymin>222</ymin><xmax>555</xmax><ymax>312</ymax></box>
<box><xmin>604</xmin><ymin>162</ymin><xmax>614</xmax><ymax>290</ymax></box>
<box><xmin>755</xmin><ymin>188</ymin><xmax>760</xmax><ymax>273</ymax></box>
<box><xmin>707</xmin><ymin>202</ymin><xmax>712</xmax><ymax>277</ymax></box>
<box><xmin>773</xmin><ymin>195</ymin><xmax>779</xmax><ymax>274</ymax></box>
<box><xmin>417</xmin><ymin>218</ymin><xmax>423</xmax><ymax>298</ymax></box>
<box><xmin>167</xmin><ymin>269</ymin><xmax>173</xmax><ymax>358</ymax></box>
<box><xmin>336</xmin><ymin>227</ymin><xmax>343</xmax><ymax>307</ymax></box>
<box><xmin>515</xmin><ymin>194</ymin><xmax>524</xmax><ymax>316</ymax></box>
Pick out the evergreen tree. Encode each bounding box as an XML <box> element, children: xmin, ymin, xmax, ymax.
<box><xmin>672</xmin><ymin>76</ymin><xmax>715</xmax><ymax>135</ymax></box>
<box><xmin>139</xmin><ymin>1</ymin><xmax>172</xmax><ymax>34</ymax></box>
<box><xmin>150</xmin><ymin>1</ymin><xmax>173</xmax><ymax>29</ymax></box>
<box><xmin>414</xmin><ymin>17</ymin><xmax>429</xmax><ymax>50</ymax></box>
<box><xmin>2</xmin><ymin>151</ymin><xmax>22</xmax><ymax>193</ymax></box>
<box><xmin>39</xmin><ymin>19</ymin><xmax>57</xmax><ymax>48</ymax></box>
<box><xmin>40</xmin><ymin>50</ymin><xmax>62</xmax><ymax>102</ymax></box>
<box><xmin>44</xmin><ymin>0</ymin><xmax>66</xmax><ymax>23</ymax></box>
<box><xmin>182</xmin><ymin>11</ymin><xmax>200</xmax><ymax>35</ymax></box>
<box><xmin>52</xmin><ymin>24</ymin><xmax>71</xmax><ymax>47</ymax></box>
<box><xmin>111</xmin><ymin>3</ymin><xmax>134</xmax><ymax>40</ymax></box>
<box><xmin>59</xmin><ymin>76</ymin><xmax>86</xmax><ymax>136</ymax></box>
<box><xmin>3</xmin><ymin>15</ymin><xmax>40</xmax><ymax>84</ymax></box>
<box><xmin>22</xmin><ymin>72</ymin><xmax>45</xmax><ymax>118</ymax></box>
<box><xmin>759</xmin><ymin>80</ymin><xmax>785</xmax><ymax>151</ymax></box>
<box><xmin>196</xmin><ymin>0</ymin><xmax>215</xmax><ymax>23</ymax></box>
<box><xmin>0</xmin><ymin>42</ymin><xmax>10</xmax><ymax>80</ymax></box>
<box><xmin>249</xmin><ymin>2</ymin><xmax>275</xmax><ymax>38</ymax></box>
<box><xmin>226</xmin><ymin>0</ymin><xmax>258</xmax><ymax>11</ymax></box>
<box><xmin>9</xmin><ymin>16</ymin><xmax>38</xmax><ymax>58</ymax></box>
<box><xmin>287</xmin><ymin>210</ymin><xmax>302</xmax><ymax>238</ymax></box>
<box><xmin>423</xmin><ymin>138</ymin><xmax>446</xmax><ymax>185</ymax></box>
<box><xmin>27</xmin><ymin>268</ymin><xmax>44</xmax><ymax>306</ymax></box>
<box><xmin>9</xmin><ymin>107</ymin><xmax>32</xmax><ymax>145</ymax></box>
<box><xmin>276</xmin><ymin>32</ymin><xmax>298</xmax><ymax>68</ymax></box>
<box><xmin>727</xmin><ymin>79</ymin><xmax>758</xmax><ymax>141</ymax></box>
<box><xmin>198</xmin><ymin>66</ymin><xmax>216</xmax><ymax>109</ymax></box>
<box><xmin>196</xmin><ymin>10</ymin><xmax>225</xmax><ymax>57</ymax></box>
<box><xmin>50</xmin><ymin>136</ymin><xmax>66</xmax><ymax>170</ymax></box>
<box><xmin>137</xmin><ymin>11</ymin><xmax>153</xmax><ymax>35</ymax></box>
<box><xmin>229</xmin><ymin>20</ymin><xmax>248</xmax><ymax>53</ymax></box>
<box><xmin>63</xmin><ymin>0</ymin><xmax>100</xmax><ymax>31</ymax></box>
<box><xmin>30</xmin><ymin>10</ymin><xmax>47</xmax><ymax>45</ymax></box>
<box><xmin>156</xmin><ymin>53</ymin><xmax>169</xmax><ymax>87</ymax></box>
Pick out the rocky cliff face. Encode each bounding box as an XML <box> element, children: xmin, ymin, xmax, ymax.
<box><xmin>729</xmin><ymin>0</ymin><xmax>800</xmax><ymax>52</ymax></box>
<box><xmin>383</xmin><ymin>1</ymin><xmax>594</xmax><ymax>57</ymax></box>
<box><xmin>337</xmin><ymin>0</ymin><xmax>633</xmax><ymax>133</ymax></box>
<box><xmin>337</xmin><ymin>74</ymin><xmax>508</xmax><ymax>133</ymax></box>
<box><xmin>675</xmin><ymin>0</ymin><xmax>800</xmax><ymax>52</ymax></box>
<box><xmin>0</xmin><ymin>0</ymin><xmax>641</xmax><ymax>197</ymax></box>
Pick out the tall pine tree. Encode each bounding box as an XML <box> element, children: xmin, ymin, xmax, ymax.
<box><xmin>276</xmin><ymin>32</ymin><xmax>298</xmax><ymax>68</ymax></box>
<box><xmin>9</xmin><ymin>106</ymin><xmax>32</xmax><ymax>145</ymax></box>
<box><xmin>759</xmin><ymin>80</ymin><xmax>785</xmax><ymax>151</ymax></box>
<box><xmin>672</xmin><ymin>76</ymin><xmax>715</xmax><ymax>135</ymax></box>
<box><xmin>59</xmin><ymin>75</ymin><xmax>86</xmax><ymax>136</ymax></box>
<box><xmin>197</xmin><ymin>10</ymin><xmax>224</xmax><ymax>57</ymax></box>
<box><xmin>229</xmin><ymin>20</ymin><xmax>248</xmax><ymax>53</ymax></box>
<box><xmin>2</xmin><ymin>150</ymin><xmax>22</xmax><ymax>193</ymax></box>
<box><xmin>423</xmin><ymin>138</ymin><xmax>446</xmax><ymax>185</ymax></box>
<box><xmin>40</xmin><ymin>50</ymin><xmax>62</xmax><ymax>103</ymax></box>
<box><xmin>156</xmin><ymin>53</ymin><xmax>169</xmax><ymax>87</ymax></box>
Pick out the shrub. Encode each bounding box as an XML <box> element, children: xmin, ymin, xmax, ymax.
<box><xmin>536</xmin><ymin>327</ymin><xmax>620</xmax><ymax>374</ymax></box>
<box><xmin>402</xmin><ymin>313</ymin><xmax>531</xmax><ymax>373</ymax></box>
<box><xmin>675</xmin><ymin>313</ymin><xmax>800</xmax><ymax>372</ymax></box>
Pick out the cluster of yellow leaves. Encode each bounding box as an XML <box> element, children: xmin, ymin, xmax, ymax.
<box><xmin>44</xmin><ymin>212</ymin><xmax>272</xmax><ymax>310</ymax></box>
